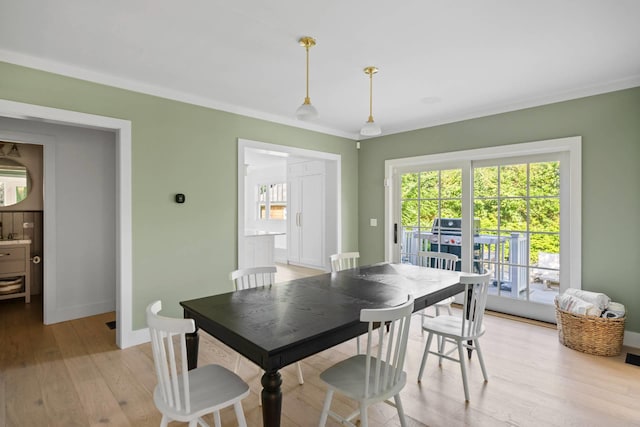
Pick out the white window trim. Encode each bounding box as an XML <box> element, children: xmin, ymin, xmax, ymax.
<box><xmin>385</xmin><ymin>136</ymin><xmax>581</xmax><ymax>291</ymax></box>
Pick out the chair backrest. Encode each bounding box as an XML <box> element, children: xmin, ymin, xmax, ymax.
<box><xmin>229</xmin><ymin>266</ymin><xmax>277</xmax><ymax>290</ymax></box>
<box><xmin>146</xmin><ymin>300</ymin><xmax>195</xmax><ymax>414</ymax></box>
<box><xmin>417</xmin><ymin>251</ymin><xmax>458</xmax><ymax>270</ymax></box>
<box><xmin>360</xmin><ymin>296</ymin><xmax>414</xmax><ymax>398</ymax></box>
<box><xmin>459</xmin><ymin>271</ymin><xmax>492</xmax><ymax>338</ymax></box>
<box><xmin>330</xmin><ymin>252</ymin><xmax>360</xmax><ymax>272</ymax></box>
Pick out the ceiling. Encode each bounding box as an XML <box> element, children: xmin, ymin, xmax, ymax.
<box><xmin>1</xmin><ymin>0</ymin><xmax>639</xmax><ymax>140</ymax></box>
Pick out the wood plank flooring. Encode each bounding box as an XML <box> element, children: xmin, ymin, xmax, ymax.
<box><xmin>2</xmin><ymin>265</ymin><xmax>640</xmax><ymax>426</ymax></box>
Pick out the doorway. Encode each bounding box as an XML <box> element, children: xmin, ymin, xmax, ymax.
<box><xmin>0</xmin><ymin>99</ymin><xmax>135</xmax><ymax>349</ymax></box>
<box><xmin>237</xmin><ymin>139</ymin><xmax>341</xmax><ymax>271</ymax></box>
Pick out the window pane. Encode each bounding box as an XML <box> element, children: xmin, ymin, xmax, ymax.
<box><xmin>401</xmin><ymin>173</ymin><xmax>419</xmax><ymax>199</ymax></box>
<box><xmin>401</xmin><ymin>226</ymin><xmax>419</xmax><ymax>264</ymax></box>
<box><xmin>474</xmin><ymin>166</ymin><xmax>497</xmax><ymax>198</ymax></box>
<box><xmin>441</xmin><ymin>200</ymin><xmax>462</xmax><ymax>219</ymax></box>
<box><xmin>269</xmin><ymin>204</ymin><xmax>286</xmax><ymax>220</ymax></box>
<box><xmin>475</xmin><ymin>199</ymin><xmax>498</xmax><ymax>231</ymax></box>
<box><xmin>441</xmin><ymin>169</ymin><xmax>462</xmax><ymax>198</ymax></box>
<box><xmin>419</xmin><ymin>200</ymin><xmax>438</xmax><ymax>228</ymax></box>
<box><xmin>402</xmin><ymin>200</ymin><xmax>419</xmax><ymax>226</ymax></box>
<box><xmin>419</xmin><ymin>171</ymin><xmax>439</xmax><ymax>199</ymax></box>
<box><xmin>530</xmin><ymin>198</ymin><xmax>560</xmax><ymax>232</ymax></box>
<box><xmin>499</xmin><ymin>164</ymin><xmax>527</xmax><ymax>197</ymax></box>
<box><xmin>499</xmin><ymin>198</ymin><xmax>527</xmax><ymax>232</ymax></box>
<box><xmin>530</xmin><ymin>161</ymin><xmax>559</xmax><ymax>197</ymax></box>
<box><xmin>530</xmin><ymin>233</ymin><xmax>560</xmax><ymax>262</ymax></box>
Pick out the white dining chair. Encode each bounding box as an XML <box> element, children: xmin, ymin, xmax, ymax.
<box><xmin>330</xmin><ymin>252</ymin><xmax>365</xmax><ymax>352</ymax></box>
<box><xmin>416</xmin><ymin>251</ymin><xmax>459</xmax><ymax>318</ymax></box>
<box><xmin>417</xmin><ymin>271</ymin><xmax>492</xmax><ymax>401</ymax></box>
<box><xmin>146</xmin><ymin>300</ymin><xmax>249</xmax><ymax>427</ymax></box>
<box><xmin>229</xmin><ymin>266</ymin><xmax>305</xmax><ymax>387</ymax></box>
<box><xmin>329</xmin><ymin>252</ymin><xmax>360</xmax><ymax>272</ymax></box>
<box><xmin>318</xmin><ymin>296</ymin><xmax>414</xmax><ymax>427</ymax></box>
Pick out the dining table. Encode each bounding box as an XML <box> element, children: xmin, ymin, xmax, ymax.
<box><xmin>180</xmin><ymin>262</ymin><xmax>466</xmax><ymax>427</ymax></box>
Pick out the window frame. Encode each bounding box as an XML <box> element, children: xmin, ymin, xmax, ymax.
<box><xmin>256</xmin><ymin>181</ymin><xmax>287</xmax><ymax>222</ymax></box>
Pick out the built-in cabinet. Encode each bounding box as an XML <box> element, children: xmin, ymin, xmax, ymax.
<box><xmin>0</xmin><ymin>240</ymin><xmax>31</xmax><ymax>303</ymax></box>
<box><xmin>287</xmin><ymin>161</ymin><xmax>325</xmax><ymax>269</ymax></box>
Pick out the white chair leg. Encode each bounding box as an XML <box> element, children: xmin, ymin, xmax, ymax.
<box><xmin>234</xmin><ymin>401</ymin><xmax>248</xmax><ymax>427</ymax></box>
<box><xmin>234</xmin><ymin>354</ymin><xmax>242</xmax><ymax>373</ymax></box>
<box><xmin>188</xmin><ymin>420</ymin><xmax>198</xmax><ymax>427</ymax></box>
<box><xmin>418</xmin><ymin>332</ymin><xmax>434</xmax><ymax>382</ymax></box>
<box><xmin>394</xmin><ymin>393</ymin><xmax>407</xmax><ymax>427</ymax></box>
<box><xmin>438</xmin><ymin>335</ymin><xmax>446</xmax><ymax>366</ymax></box>
<box><xmin>296</xmin><ymin>362</ymin><xmax>304</xmax><ymax>385</ymax></box>
<box><xmin>474</xmin><ymin>339</ymin><xmax>489</xmax><ymax>382</ymax></box>
<box><xmin>435</xmin><ymin>305</ymin><xmax>441</xmax><ymax>316</ymax></box>
<box><xmin>213</xmin><ymin>410</ymin><xmax>221</xmax><ymax>427</ymax></box>
<box><xmin>446</xmin><ymin>304</ymin><xmax>453</xmax><ymax>315</ymax></box>
<box><xmin>457</xmin><ymin>340</ymin><xmax>470</xmax><ymax>401</ymax></box>
<box><xmin>160</xmin><ymin>415</ymin><xmax>170</xmax><ymax>427</ymax></box>
<box><xmin>319</xmin><ymin>389</ymin><xmax>333</xmax><ymax>426</ymax></box>
<box><xmin>359</xmin><ymin>402</ymin><xmax>368</xmax><ymax>427</ymax></box>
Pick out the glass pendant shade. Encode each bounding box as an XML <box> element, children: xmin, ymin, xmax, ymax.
<box><xmin>296</xmin><ymin>99</ymin><xmax>318</xmax><ymax>120</ymax></box>
<box><xmin>360</xmin><ymin>119</ymin><xmax>382</xmax><ymax>136</ymax></box>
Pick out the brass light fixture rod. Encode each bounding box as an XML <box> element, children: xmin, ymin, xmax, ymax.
<box><xmin>299</xmin><ymin>36</ymin><xmax>316</xmax><ymax>104</ymax></box>
<box><xmin>364</xmin><ymin>66</ymin><xmax>379</xmax><ymax>123</ymax></box>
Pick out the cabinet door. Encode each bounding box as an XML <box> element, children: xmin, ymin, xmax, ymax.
<box><xmin>298</xmin><ymin>174</ymin><xmax>324</xmax><ymax>267</ymax></box>
<box><xmin>287</xmin><ymin>177</ymin><xmax>302</xmax><ymax>263</ymax></box>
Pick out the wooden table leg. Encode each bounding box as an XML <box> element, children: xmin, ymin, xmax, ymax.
<box><xmin>185</xmin><ymin>330</ymin><xmax>199</xmax><ymax>371</ymax></box>
<box><xmin>261</xmin><ymin>370</ymin><xmax>282</xmax><ymax>427</ymax></box>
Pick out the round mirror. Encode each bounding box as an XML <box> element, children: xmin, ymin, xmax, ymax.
<box><xmin>0</xmin><ymin>158</ymin><xmax>31</xmax><ymax>207</ymax></box>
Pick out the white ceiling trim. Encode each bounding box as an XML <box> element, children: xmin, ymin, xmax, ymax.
<box><xmin>3</xmin><ymin>48</ymin><xmax>640</xmax><ymax>141</ymax></box>
<box><xmin>0</xmin><ymin>49</ymin><xmax>358</xmax><ymax>140</ymax></box>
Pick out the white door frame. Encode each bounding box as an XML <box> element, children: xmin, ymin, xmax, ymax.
<box><xmin>237</xmin><ymin>138</ymin><xmax>341</xmax><ymax>271</ymax></box>
<box><xmin>0</xmin><ymin>99</ymin><xmax>137</xmax><ymax>349</ymax></box>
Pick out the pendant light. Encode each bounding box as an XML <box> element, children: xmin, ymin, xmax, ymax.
<box><xmin>360</xmin><ymin>66</ymin><xmax>382</xmax><ymax>136</ymax></box>
<box><xmin>296</xmin><ymin>36</ymin><xmax>318</xmax><ymax>120</ymax></box>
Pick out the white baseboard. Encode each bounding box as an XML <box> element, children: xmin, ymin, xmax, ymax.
<box><xmin>47</xmin><ymin>300</ymin><xmax>115</xmax><ymax>324</ymax></box>
<box><xmin>120</xmin><ymin>327</ymin><xmax>150</xmax><ymax>349</ymax></box>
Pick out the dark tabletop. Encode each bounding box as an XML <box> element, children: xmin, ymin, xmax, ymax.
<box><xmin>180</xmin><ymin>263</ymin><xmax>464</xmax><ymax>371</ymax></box>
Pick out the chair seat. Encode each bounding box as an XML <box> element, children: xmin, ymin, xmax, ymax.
<box><xmin>153</xmin><ymin>364</ymin><xmax>250</xmax><ymax>422</ymax></box>
<box><xmin>422</xmin><ymin>315</ymin><xmax>485</xmax><ymax>340</ymax></box>
<box><xmin>320</xmin><ymin>354</ymin><xmax>407</xmax><ymax>402</ymax></box>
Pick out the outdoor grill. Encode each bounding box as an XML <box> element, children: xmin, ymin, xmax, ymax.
<box><xmin>419</xmin><ymin>218</ymin><xmax>481</xmax><ymax>272</ymax></box>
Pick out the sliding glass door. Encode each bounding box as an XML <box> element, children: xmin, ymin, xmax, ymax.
<box><xmin>385</xmin><ymin>138</ymin><xmax>580</xmax><ymax>322</ymax></box>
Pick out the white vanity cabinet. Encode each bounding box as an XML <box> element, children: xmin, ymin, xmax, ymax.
<box><xmin>0</xmin><ymin>240</ymin><xmax>31</xmax><ymax>303</ymax></box>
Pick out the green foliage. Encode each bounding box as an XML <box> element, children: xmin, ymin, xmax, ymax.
<box><xmin>402</xmin><ymin>161</ymin><xmax>561</xmax><ymax>263</ymax></box>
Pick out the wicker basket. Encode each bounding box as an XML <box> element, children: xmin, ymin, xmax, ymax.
<box><xmin>555</xmin><ymin>302</ymin><xmax>625</xmax><ymax>356</ymax></box>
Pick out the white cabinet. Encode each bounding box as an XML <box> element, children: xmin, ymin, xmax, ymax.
<box><xmin>0</xmin><ymin>240</ymin><xmax>31</xmax><ymax>303</ymax></box>
<box><xmin>288</xmin><ymin>161</ymin><xmax>325</xmax><ymax>269</ymax></box>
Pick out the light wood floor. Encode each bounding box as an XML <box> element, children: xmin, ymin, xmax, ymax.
<box><xmin>2</xmin><ymin>265</ymin><xmax>640</xmax><ymax>427</ymax></box>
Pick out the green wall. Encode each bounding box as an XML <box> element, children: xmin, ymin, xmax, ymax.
<box><xmin>358</xmin><ymin>87</ymin><xmax>640</xmax><ymax>333</ymax></box>
<box><xmin>2</xmin><ymin>60</ymin><xmax>639</xmax><ymax>334</ymax></box>
<box><xmin>0</xmin><ymin>61</ymin><xmax>359</xmax><ymax>328</ymax></box>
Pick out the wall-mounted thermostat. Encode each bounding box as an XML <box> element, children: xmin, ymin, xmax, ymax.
<box><xmin>175</xmin><ymin>193</ymin><xmax>186</xmax><ymax>203</ymax></box>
